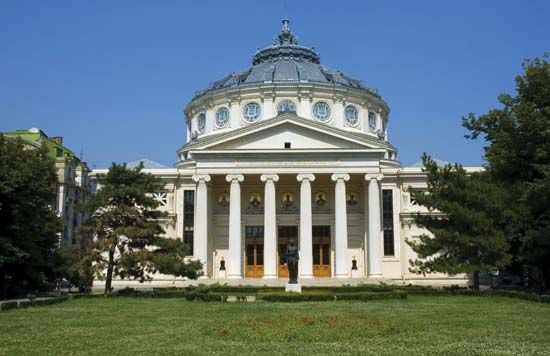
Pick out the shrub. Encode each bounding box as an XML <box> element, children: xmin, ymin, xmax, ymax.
<box><xmin>117</xmin><ymin>287</ymin><xmax>137</xmax><ymax>296</ymax></box>
<box><xmin>336</xmin><ymin>291</ymin><xmax>408</xmax><ymax>301</ymax></box>
<box><xmin>303</xmin><ymin>285</ymin><xmax>395</xmax><ymax>293</ymax></box>
<box><xmin>0</xmin><ymin>301</ymin><xmax>18</xmax><ymax>311</ymax></box>
<box><xmin>184</xmin><ymin>289</ymin><xmax>211</xmax><ymax>301</ymax></box>
<box><xmin>260</xmin><ymin>292</ymin><xmax>335</xmax><ymax>302</ymax></box>
<box><xmin>259</xmin><ymin>290</ymin><xmax>407</xmax><ymax>302</ymax></box>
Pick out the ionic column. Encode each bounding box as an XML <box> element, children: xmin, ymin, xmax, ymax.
<box><xmin>261</xmin><ymin>174</ymin><xmax>279</xmax><ymax>279</ymax></box>
<box><xmin>332</xmin><ymin>174</ymin><xmax>350</xmax><ymax>278</ymax></box>
<box><xmin>365</xmin><ymin>174</ymin><xmax>383</xmax><ymax>277</ymax></box>
<box><xmin>297</xmin><ymin>174</ymin><xmax>315</xmax><ymax>278</ymax></box>
<box><xmin>192</xmin><ymin>174</ymin><xmax>211</xmax><ymax>278</ymax></box>
<box><xmin>226</xmin><ymin>174</ymin><xmax>244</xmax><ymax>278</ymax></box>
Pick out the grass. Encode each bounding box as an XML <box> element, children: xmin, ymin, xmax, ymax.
<box><xmin>1</xmin><ymin>296</ymin><xmax>550</xmax><ymax>355</ymax></box>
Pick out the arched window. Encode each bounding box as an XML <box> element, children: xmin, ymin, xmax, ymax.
<box><xmin>198</xmin><ymin>113</ymin><xmax>206</xmax><ymax>132</ymax></box>
<box><xmin>368</xmin><ymin>111</ymin><xmax>377</xmax><ymax>131</ymax></box>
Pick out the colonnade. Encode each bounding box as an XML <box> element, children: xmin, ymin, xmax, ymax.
<box><xmin>191</xmin><ymin>173</ymin><xmax>383</xmax><ymax>278</ymax></box>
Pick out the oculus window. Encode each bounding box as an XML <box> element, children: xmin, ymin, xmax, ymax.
<box><xmin>215</xmin><ymin>107</ymin><xmax>230</xmax><ymax>128</ymax></box>
<box><xmin>243</xmin><ymin>102</ymin><xmax>261</xmax><ymax>123</ymax></box>
<box><xmin>313</xmin><ymin>101</ymin><xmax>331</xmax><ymax>122</ymax></box>
<box><xmin>344</xmin><ymin>105</ymin><xmax>359</xmax><ymax>126</ymax></box>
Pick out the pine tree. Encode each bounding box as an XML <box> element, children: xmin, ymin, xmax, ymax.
<box><xmin>463</xmin><ymin>55</ymin><xmax>550</xmax><ymax>289</ymax></box>
<box><xmin>0</xmin><ymin>135</ymin><xmax>62</xmax><ymax>298</ymax></box>
<box><xmin>407</xmin><ymin>154</ymin><xmax>511</xmax><ymax>290</ymax></box>
<box><xmin>79</xmin><ymin>162</ymin><xmax>201</xmax><ymax>294</ymax></box>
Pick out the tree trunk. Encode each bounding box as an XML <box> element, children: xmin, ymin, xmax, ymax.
<box><xmin>473</xmin><ymin>271</ymin><xmax>480</xmax><ymax>291</ymax></box>
<box><xmin>104</xmin><ymin>246</ymin><xmax>116</xmax><ymax>295</ymax></box>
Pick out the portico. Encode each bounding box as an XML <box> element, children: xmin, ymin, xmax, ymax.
<box><xmin>191</xmin><ymin>171</ymin><xmax>385</xmax><ymax>279</ymax></box>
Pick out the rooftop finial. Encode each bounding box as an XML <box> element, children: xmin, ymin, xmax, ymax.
<box><xmin>282</xmin><ymin>18</ymin><xmax>290</xmax><ymax>32</ymax></box>
<box><xmin>273</xmin><ymin>18</ymin><xmax>298</xmax><ymax>46</ymax></box>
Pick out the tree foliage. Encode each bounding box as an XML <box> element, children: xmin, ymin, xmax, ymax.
<box><xmin>55</xmin><ymin>244</ymin><xmax>94</xmax><ymax>292</ymax></box>
<box><xmin>79</xmin><ymin>163</ymin><xmax>201</xmax><ymax>294</ymax></box>
<box><xmin>407</xmin><ymin>154</ymin><xmax>512</xmax><ymax>290</ymax></box>
<box><xmin>0</xmin><ymin>135</ymin><xmax>62</xmax><ymax>298</ymax></box>
<box><xmin>463</xmin><ymin>55</ymin><xmax>550</xmax><ymax>288</ymax></box>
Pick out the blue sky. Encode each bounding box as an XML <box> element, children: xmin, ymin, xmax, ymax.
<box><xmin>1</xmin><ymin>0</ymin><xmax>548</xmax><ymax>168</ymax></box>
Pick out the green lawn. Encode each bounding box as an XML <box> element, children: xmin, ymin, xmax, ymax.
<box><xmin>1</xmin><ymin>296</ymin><xmax>549</xmax><ymax>355</ymax></box>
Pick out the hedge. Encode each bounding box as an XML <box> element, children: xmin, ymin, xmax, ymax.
<box><xmin>0</xmin><ymin>301</ymin><xmax>18</xmax><ymax>311</ymax></box>
<box><xmin>71</xmin><ymin>285</ymin><xmax>550</xmax><ymax>304</ymax></box>
<box><xmin>0</xmin><ymin>296</ymin><xmax>69</xmax><ymax>312</ymax></box>
<box><xmin>335</xmin><ymin>291</ymin><xmax>408</xmax><ymax>301</ymax></box>
<box><xmin>259</xmin><ymin>290</ymin><xmax>407</xmax><ymax>302</ymax></box>
<box><xmin>260</xmin><ymin>292</ymin><xmax>336</xmax><ymax>302</ymax></box>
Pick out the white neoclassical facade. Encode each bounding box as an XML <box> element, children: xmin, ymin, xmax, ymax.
<box><xmin>93</xmin><ymin>20</ymin><xmax>477</xmax><ymax>285</ymax></box>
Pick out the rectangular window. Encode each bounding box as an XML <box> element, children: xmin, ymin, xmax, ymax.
<box><xmin>183</xmin><ymin>190</ymin><xmax>195</xmax><ymax>255</ymax></box>
<box><xmin>382</xmin><ymin>189</ymin><xmax>395</xmax><ymax>256</ymax></box>
<box><xmin>245</xmin><ymin>226</ymin><xmax>264</xmax><ymax>239</ymax></box>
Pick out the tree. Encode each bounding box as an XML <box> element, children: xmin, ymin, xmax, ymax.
<box><xmin>407</xmin><ymin>154</ymin><xmax>512</xmax><ymax>290</ymax></box>
<box><xmin>0</xmin><ymin>135</ymin><xmax>62</xmax><ymax>298</ymax></box>
<box><xmin>463</xmin><ymin>55</ymin><xmax>550</xmax><ymax>289</ymax></box>
<box><xmin>79</xmin><ymin>162</ymin><xmax>201</xmax><ymax>294</ymax></box>
<box><xmin>55</xmin><ymin>244</ymin><xmax>94</xmax><ymax>292</ymax></box>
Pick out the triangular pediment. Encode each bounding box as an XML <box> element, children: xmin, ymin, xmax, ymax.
<box><xmin>184</xmin><ymin>115</ymin><xmax>391</xmax><ymax>151</ymax></box>
<box><xmin>213</xmin><ymin>122</ymin><xmax>367</xmax><ymax>149</ymax></box>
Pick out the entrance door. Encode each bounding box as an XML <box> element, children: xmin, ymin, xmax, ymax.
<box><xmin>313</xmin><ymin>226</ymin><xmax>331</xmax><ymax>277</ymax></box>
<box><xmin>245</xmin><ymin>226</ymin><xmax>264</xmax><ymax>278</ymax></box>
<box><xmin>278</xmin><ymin>226</ymin><xmax>298</xmax><ymax>278</ymax></box>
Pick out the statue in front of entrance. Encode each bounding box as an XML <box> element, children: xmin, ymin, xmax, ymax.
<box><xmin>286</xmin><ymin>238</ymin><xmax>299</xmax><ymax>284</ymax></box>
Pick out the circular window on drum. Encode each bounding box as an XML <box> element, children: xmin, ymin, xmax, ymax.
<box><xmin>277</xmin><ymin>100</ymin><xmax>296</xmax><ymax>115</ymax></box>
<box><xmin>344</xmin><ymin>105</ymin><xmax>359</xmax><ymax>127</ymax></box>
<box><xmin>198</xmin><ymin>113</ymin><xmax>206</xmax><ymax>132</ymax></box>
<box><xmin>215</xmin><ymin>107</ymin><xmax>230</xmax><ymax>128</ymax></box>
<box><xmin>313</xmin><ymin>101</ymin><xmax>331</xmax><ymax>122</ymax></box>
<box><xmin>243</xmin><ymin>102</ymin><xmax>261</xmax><ymax>123</ymax></box>
<box><xmin>368</xmin><ymin>111</ymin><xmax>377</xmax><ymax>131</ymax></box>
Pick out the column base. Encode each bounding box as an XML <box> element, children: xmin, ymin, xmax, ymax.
<box><xmin>299</xmin><ymin>274</ymin><xmax>314</xmax><ymax>279</ymax></box>
<box><xmin>198</xmin><ymin>276</ymin><xmax>210</xmax><ymax>280</ymax></box>
<box><xmin>262</xmin><ymin>275</ymin><xmax>278</xmax><ymax>279</ymax></box>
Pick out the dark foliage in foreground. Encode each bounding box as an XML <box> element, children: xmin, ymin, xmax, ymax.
<box><xmin>0</xmin><ymin>135</ymin><xmax>62</xmax><ymax>299</ymax></box>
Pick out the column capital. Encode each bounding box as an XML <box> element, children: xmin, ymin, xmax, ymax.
<box><xmin>192</xmin><ymin>174</ymin><xmax>211</xmax><ymax>183</ymax></box>
<box><xmin>226</xmin><ymin>174</ymin><xmax>244</xmax><ymax>183</ymax></box>
<box><xmin>365</xmin><ymin>173</ymin><xmax>383</xmax><ymax>181</ymax></box>
<box><xmin>331</xmin><ymin>173</ymin><xmax>350</xmax><ymax>182</ymax></box>
<box><xmin>296</xmin><ymin>173</ymin><xmax>315</xmax><ymax>182</ymax></box>
<box><xmin>260</xmin><ymin>174</ymin><xmax>279</xmax><ymax>182</ymax></box>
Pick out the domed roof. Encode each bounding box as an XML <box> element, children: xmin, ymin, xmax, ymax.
<box><xmin>193</xmin><ymin>20</ymin><xmax>380</xmax><ymax>99</ymax></box>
